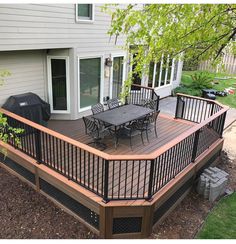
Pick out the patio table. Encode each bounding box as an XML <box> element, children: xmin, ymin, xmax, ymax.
<box><xmin>92</xmin><ymin>104</ymin><xmax>153</xmax><ymax>148</ymax></box>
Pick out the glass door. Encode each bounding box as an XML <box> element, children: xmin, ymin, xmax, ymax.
<box><xmin>48</xmin><ymin>57</ymin><xmax>69</xmax><ymax>113</ymax></box>
<box><xmin>112</xmin><ymin>56</ymin><xmax>124</xmax><ymax>98</ymax></box>
<box><xmin>79</xmin><ymin>57</ymin><xmax>101</xmax><ymax>110</ymax></box>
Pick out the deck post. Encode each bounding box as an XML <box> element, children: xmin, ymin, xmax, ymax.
<box><xmin>147</xmin><ymin>159</ymin><xmax>155</xmax><ymax>200</ymax></box>
<box><xmin>191</xmin><ymin>129</ymin><xmax>200</xmax><ymax>162</ymax></box>
<box><xmin>219</xmin><ymin>111</ymin><xmax>227</xmax><ymax>138</ymax></box>
<box><xmin>103</xmin><ymin>159</ymin><xmax>109</xmax><ymax>203</ymax></box>
<box><xmin>175</xmin><ymin>95</ymin><xmax>180</xmax><ymax>119</ymax></box>
<box><xmin>35</xmin><ymin>129</ymin><xmax>42</xmax><ymax>164</ymax></box>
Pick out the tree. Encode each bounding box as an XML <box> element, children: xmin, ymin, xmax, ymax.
<box><xmin>104</xmin><ymin>4</ymin><xmax>236</xmax><ymax>81</ymax></box>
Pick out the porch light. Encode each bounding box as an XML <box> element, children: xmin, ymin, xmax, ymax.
<box><xmin>105</xmin><ymin>57</ymin><xmax>113</xmax><ymax>67</ymax></box>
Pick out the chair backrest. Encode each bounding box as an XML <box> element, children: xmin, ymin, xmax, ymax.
<box><xmin>144</xmin><ymin>99</ymin><xmax>157</xmax><ymax>111</ymax></box>
<box><xmin>91</xmin><ymin>103</ymin><xmax>104</xmax><ymax>115</ymax></box>
<box><xmin>82</xmin><ymin>116</ymin><xmax>99</xmax><ymax>138</ymax></box>
<box><xmin>107</xmin><ymin>98</ymin><xmax>120</xmax><ymax>110</ymax></box>
<box><xmin>149</xmin><ymin>110</ymin><xmax>160</xmax><ymax>123</ymax></box>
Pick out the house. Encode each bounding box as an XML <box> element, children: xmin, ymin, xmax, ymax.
<box><xmin>0</xmin><ymin>3</ymin><xmax>182</xmax><ymax>121</ymax></box>
<box><xmin>0</xmin><ymin>3</ymin><xmax>227</xmax><ymax>239</ymax></box>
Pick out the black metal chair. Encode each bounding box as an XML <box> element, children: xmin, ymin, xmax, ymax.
<box><xmin>107</xmin><ymin>98</ymin><xmax>120</xmax><ymax>110</ymax></box>
<box><xmin>145</xmin><ymin>110</ymin><xmax>160</xmax><ymax>142</ymax></box>
<box><xmin>91</xmin><ymin>103</ymin><xmax>104</xmax><ymax>115</ymax></box>
<box><xmin>118</xmin><ymin>117</ymin><xmax>147</xmax><ymax>149</ymax></box>
<box><xmin>82</xmin><ymin>116</ymin><xmax>108</xmax><ymax>151</ymax></box>
<box><xmin>143</xmin><ymin>99</ymin><xmax>157</xmax><ymax>111</ymax></box>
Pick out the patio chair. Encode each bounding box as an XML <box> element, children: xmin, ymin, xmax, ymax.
<box><xmin>145</xmin><ymin>110</ymin><xmax>160</xmax><ymax>142</ymax></box>
<box><xmin>82</xmin><ymin>116</ymin><xmax>108</xmax><ymax>151</ymax></box>
<box><xmin>91</xmin><ymin>103</ymin><xmax>104</xmax><ymax>115</ymax></box>
<box><xmin>119</xmin><ymin>117</ymin><xmax>147</xmax><ymax>149</ymax></box>
<box><xmin>143</xmin><ymin>99</ymin><xmax>157</xmax><ymax>111</ymax></box>
<box><xmin>107</xmin><ymin>98</ymin><xmax>120</xmax><ymax>110</ymax></box>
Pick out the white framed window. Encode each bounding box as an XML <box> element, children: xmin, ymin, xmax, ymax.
<box><xmin>110</xmin><ymin>54</ymin><xmax>126</xmax><ymax>99</ymax></box>
<box><xmin>47</xmin><ymin>56</ymin><xmax>70</xmax><ymax>114</ymax></box>
<box><xmin>148</xmin><ymin>55</ymin><xmax>174</xmax><ymax>89</ymax></box>
<box><xmin>75</xmin><ymin>4</ymin><xmax>94</xmax><ymax>22</ymax></box>
<box><xmin>78</xmin><ymin>55</ymin><xmax>104</xmax><ymax>112</ymax></box>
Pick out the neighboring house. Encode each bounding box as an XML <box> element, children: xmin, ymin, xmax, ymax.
<box><xmin>0</xmin><ymin>4</ymin><xmax>183</xmax><ymax>120</ymax></box>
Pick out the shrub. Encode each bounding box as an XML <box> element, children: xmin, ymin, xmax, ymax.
<box><xmin>173</xmin><ymin>85</ymin><xmax>202</xmax><ymax>97</ymax></box>
<box><xmin>190</xmin><ymin>71</ymin><xmax>214</xmax><ymax>90</ymax></box>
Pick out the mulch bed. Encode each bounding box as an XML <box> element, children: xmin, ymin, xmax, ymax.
<box><xmin>151</xmin><ymin>151</ymin><xmax>236</xmax><ymax>239</ymax></box>
<box><xmin>0</xmin><ymin>151</ymin><xmax>235</xmax><ymax>239</ymax></box>
<box><xmin>0</xmin><ymin>167</ymin><xmax>98</xmax><ymax>239</ymax></box>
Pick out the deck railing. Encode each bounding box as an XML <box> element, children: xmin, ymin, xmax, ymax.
<box><xmin>0</xmin><ymin>93</ymin><xmax>228</xmax><ymax>202</ymax></box>
<box><xmin>127</xmin><ymin>84</ymin><xmax>160</xmax><ymax>111</ymax></box>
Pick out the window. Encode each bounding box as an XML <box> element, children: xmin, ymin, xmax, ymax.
<box><xmin>48</xmin><ymin>57</ymin><xmax>70</xmax><ymax>113</ymax></box>
<box><xmin>79</xmin><ymin>57</ymin><xmax>102</xmax><ymax>110</ymax></box>
<box><xmin>76</xmin><ymin>4</ymin><xmax>94</xmax><ymax>22</ymax></box>
<box><xmin>148</xmin><ymin>56</ymin><xmax>173</xmax><ymax>88</ymax></box>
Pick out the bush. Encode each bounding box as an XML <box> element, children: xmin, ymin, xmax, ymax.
<box><xmin>173</xmin><ymin>71</ymin><xmax>214</xmax><ymax>97</ymax></box>
<box><xmin>190</xmin><ymin>71</ymin><xmax>214</xmax><ymax>90</ymax></box>
<box><xmin>173</xmin><ymin>85</ymin><xmax>202</xmax><ymax>97</ymax></box>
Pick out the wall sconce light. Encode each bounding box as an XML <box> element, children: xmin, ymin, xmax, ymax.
<box><xmin>105</xmin><ymin>57</ymin><xmax>113</xmax><ymax>67</ymax></box>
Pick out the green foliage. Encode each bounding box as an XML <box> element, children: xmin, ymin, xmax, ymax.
<box><xmin>0</xmin><ymin>70</ymin><xmax>23</xmax><ymax>153</ymax></box>
<box><xmin>104</xmin><ymin>4</ymin><xmax>236</xmax><ymax>95</ymax></box>
<box><xmin>0</xmin><ymin>113</ymin><xmax>24</xmax><ymax>145</ymax></box>
<box><xmin>190</xmin><ymin>71</ymin><xmax>214</xmax><ymax>90</ymax></box>
<box><xmin>179</xmin><ymin>71</ymin><xmax>236</xmax><ymax>108</ymax></box>
<box><xmin>174</xmin><ymin>71</ymin><xmax>214</xmax><ymax>97</ymax></box>
<box><xmin>197</xmin><ymin>193</ymin><xmax>236</xmax><ymax>239</ymax></box>
<box><xmin>173</xmin><ymin>85</ymin><xmax>202</xmax><ymax>97</ymax></box>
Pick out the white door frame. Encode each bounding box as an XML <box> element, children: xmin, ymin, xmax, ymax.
<box><xmin>47</xmin><ymin>56</ymin><xmax>70</xmax><ymax>114</ymax></box>
<box><xmin>109</xmin><ymin>54</ymin><xmax>126</xmax><ymax>99</ymax></box>
<box><xmin>77</xmin><ymin>55</ymin><xmax>104</xmax><ymax>112</ymax></box>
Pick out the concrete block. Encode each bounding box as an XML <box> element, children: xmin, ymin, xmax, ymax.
<box><xmin>197</xmin><ymin>167</ymin><xmax>229</xmax><ymax>202</ymax></box>
<box><xmin>197</xmin><ymin>175</ymin><xmax>206</xmax><ymax>195</ymax></box>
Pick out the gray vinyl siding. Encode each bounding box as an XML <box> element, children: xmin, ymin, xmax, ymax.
<box><xmin>0</xmin><ymin>4</ymin><xmax>124</xmax><ymax>51</ymax></box>
<box><xmin>0</xmin><ymin>50</ymin><xmax>46</xmax><ymax>106</ymax></box>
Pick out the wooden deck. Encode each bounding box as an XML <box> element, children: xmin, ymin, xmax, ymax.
<box><xmin>47</xmin><ymin>113</ymin><xmax>194</xmax><ymax>155</ymax></box>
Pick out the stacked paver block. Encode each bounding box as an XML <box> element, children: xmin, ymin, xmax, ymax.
<box><xmin>197</xmin><ymin>167</ymin><xmax>229</xmax><ymax>202</ymax></box>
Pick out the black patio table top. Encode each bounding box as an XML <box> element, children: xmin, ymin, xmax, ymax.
<box><xmin>92</xmin><ymin>104</ymin><xmax>153</xmax><ymax>127</ymax></box>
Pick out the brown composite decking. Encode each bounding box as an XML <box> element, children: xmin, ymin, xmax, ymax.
<box><xmin>47</xmin><ymin>113</ymin><xmax>194</xmax><ymax>155</ymax></box>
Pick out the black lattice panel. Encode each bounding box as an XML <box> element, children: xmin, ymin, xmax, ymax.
<box><xmin>0</xmin><ymin>154</ymin><xmax>35</xmax><ymax>184</ymax></box>
<box><xmin>39</xmin><ymin>178</ymin><xmax>99</xmax><ymax>229</ymax></box>
<box><xmin>113</xmin><ymin>217</ymin><xmax>142</xmax><ymax>234</ymax></box>
<box><xmin>153</xmin><ymin>176</ymin><xmax>194</xmax><ymax>225</ymax></box>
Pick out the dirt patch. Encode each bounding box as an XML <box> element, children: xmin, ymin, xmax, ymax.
<box><xmin>0</xmin><ymin>167</ymin><xmax>98</xmax><ymax>239</ymax></box>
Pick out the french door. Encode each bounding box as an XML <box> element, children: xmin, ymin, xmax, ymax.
<box><xmin>111</xmin><ymin>56</ymin><xmax>125</xmax><ymax>98</ymax></box>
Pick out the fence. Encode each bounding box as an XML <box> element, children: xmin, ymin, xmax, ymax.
<box><xmin>199</xmin><ymin>53</ymin><xmax>236</xmax><ymax>75</ymax></box>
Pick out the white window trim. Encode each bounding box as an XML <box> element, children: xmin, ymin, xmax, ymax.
<box><xmin>149</xmin><ymin>55</ymin><xmax>175</xmax><ymax>89</ymax></box>
<box><xmin>47</xmin><ymin>56</ymin><xmax>70</xmax><ymax>114</ymax></box>
<box><xmin>109</xmin><ymin>53</ymin><xmax>127</xmax><ymax>99</ymax></box>
<box><xmin>78</xmin><ymin>55</ymin><xmax>104</xmax><ymax>113</ymax></box>
<box><xmin>75</xmin><ymin>4</ymin><xmax>95</xmax><ymax>23</ymax></box>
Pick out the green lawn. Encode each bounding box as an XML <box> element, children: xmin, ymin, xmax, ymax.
<box><xmin>180</xmin><ymin>71</ymin><xmax>236</xmax><ymax>108</ymax></box>
<box><xmin>196</xmin><ymin>193</ymin><xmax>236</xmax><ymax>239</ymax></box>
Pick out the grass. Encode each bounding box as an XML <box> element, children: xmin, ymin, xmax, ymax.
<box><xmin>180</xmin><ymin>71</ymin><xmax>236</xmax><ymax>108</ymax></box>
<box><xmin>196</xmin><ymin>193</ymin><xmax>236</xmax><ymax>239</ymax></box>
